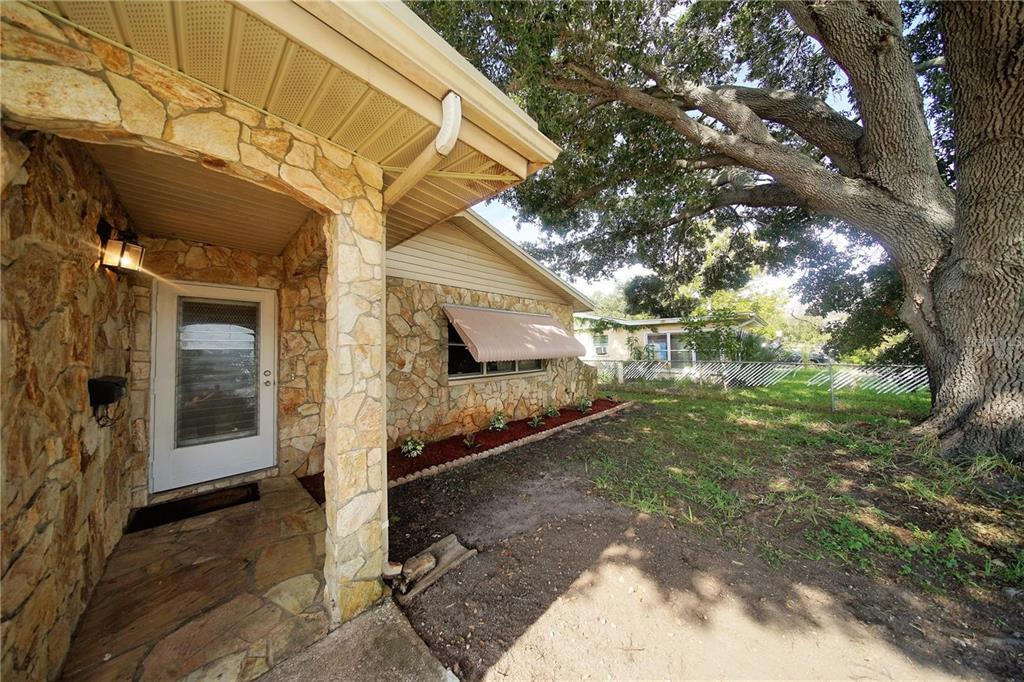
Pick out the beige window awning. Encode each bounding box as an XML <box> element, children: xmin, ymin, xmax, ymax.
<box><xmin>443</xmin><ymin>305</ymin><xmax>586</xmax><ymax>362</ymax></box>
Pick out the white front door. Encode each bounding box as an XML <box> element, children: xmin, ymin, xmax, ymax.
<box><xmin>152</xmin><ymin>281</ymin><xmax>277</xmax><ymax>492</ymax></box>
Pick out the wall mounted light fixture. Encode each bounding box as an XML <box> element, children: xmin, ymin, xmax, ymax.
<box><xmin>97</xmin><ymin>218</ymin><xmax>145</xmax><ymax>273</ymax></box>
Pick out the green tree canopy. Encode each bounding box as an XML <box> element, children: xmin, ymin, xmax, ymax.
<box><xmin>415</xmin><ymin>0</ymin><xmax>939</xmax><ymax>363</ymax></box>
<box><xmin>413</xmin><ymin>0</ymin><xmax>1024</xmax><ymax>459</ymax></box>
<box><xmin>586</xmin><ymin>283</ymin><xmax>630</xmax><ymax>318</ymax></box>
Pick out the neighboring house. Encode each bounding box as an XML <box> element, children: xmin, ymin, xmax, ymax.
<box><xmin>0</xmin><ymin>1</ymin><xmax>594</xmax><ymax>677</ymax></box>
<box><xmin>575</xmin><ymin>312</ymin><xmax>767</xmax><ymax>365</ymax></box>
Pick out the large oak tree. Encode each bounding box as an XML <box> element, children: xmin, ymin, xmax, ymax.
<box><xmin>415</xmin><ymin>0</ymin><xmax>1023</xmax><ymax>460</ymax></box>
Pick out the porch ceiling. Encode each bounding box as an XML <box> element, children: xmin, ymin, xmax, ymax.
<box><xmin>33</xmin><ymin>0</ymin><xmax>547</xmax><ymax>247</ymax></box>
<box><xmin>86</xmin><ymin>143</ymin><xmax>313</xmax><ymax>254</ymax></box>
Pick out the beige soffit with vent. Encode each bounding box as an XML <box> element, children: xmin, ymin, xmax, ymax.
<box><xmin>295</xmin><ymin>1</ymin><xmax>560</xmax><ymax>168</ymax></box>
<box><xmin>31</xmin><ymin>0</ymin><xmax>559</xmax><ymax>247</ymax></box>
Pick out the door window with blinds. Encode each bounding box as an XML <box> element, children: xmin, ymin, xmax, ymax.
<box><xmin>175</xmin><ymin>298</ymin><xmax>261</xmax><ymax>447</ymax></box>
<box><xmin>152</xmin><ymin>281</ymin><xmax>275</xmax><ymax>493</ymax></box>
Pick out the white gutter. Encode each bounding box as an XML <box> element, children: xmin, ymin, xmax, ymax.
<box><xmin>574</xmin><ymin>313</ymin><xmax>768</xmax><ymax>328</ymax></box>
<box><xmin>384</xmin><ymin>91</ymin><xmax>462</xmax><ymax>206</ymax></box>
<box><xmin>235</xmin><ymin>0</ymin><xmax>529</xmax><ymax>178</ymax></box>
<box><xmin>296</xmin><ymin>0</ymin><xmax>560</xmax><ymax>167</ymax></box>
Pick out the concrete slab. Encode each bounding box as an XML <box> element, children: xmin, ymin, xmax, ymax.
<box><xmin>258</xmin><ymin>599</ymin><xmax>456</xmax><ymax>682</ymax></box>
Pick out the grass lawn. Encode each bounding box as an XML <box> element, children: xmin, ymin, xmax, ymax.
<box><xmin>390</xmin><ymin>374</ymin><xmax>1023</xmax><ymax>679</ymax></box>
<box><xmin>582</xmin><ymin>376</ymin><xmax>1023</xmax><ymax>595</ymax></box>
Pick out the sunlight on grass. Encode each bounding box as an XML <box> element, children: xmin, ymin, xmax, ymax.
<box><xmin>894</xmin><ymin>475</ymin><xmax>944</xmax><ymax>502</ymax></box>
<box><xmin>967</xmin><ymin>521</ymin><xmax>1023</xmax><ymax>549</ymax></box>
<box><xmin>570</xmin><ymin>388</ymin><xmax>1024</xmax><ymax>594</ymax></box>
<box><xmin>730</xmin><ymin>415</ymin><xmax>767</xmax><ymax>428</ymax></box>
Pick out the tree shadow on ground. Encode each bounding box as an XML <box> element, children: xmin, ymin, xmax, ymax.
<box><xmin>389</xmin><ymin>409</ymin><xmax>1022</xmax><ymax>681</ymax></box>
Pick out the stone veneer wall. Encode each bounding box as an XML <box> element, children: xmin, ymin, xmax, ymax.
<box><xmin>278</xmin><ymin>264</ymin><xmax>328</xmax><ymax>476</ymax></box>
<box><xmin>1</xmin><ymin>132</ymin><xmax>139</xmax><ymax>679</ymax></box>
<box><xmin>386</xmin><ymin>276</ymin><xmax>598</xmax><ymax>448</ymax></box>
<box><xmin>1</xmin><ymin>0</ymin><xmax>396</xmax><ymax>640</ymax></box>
<box><xmin>321</xmin><ymin>209</ymin><xmax>387</xmax><ymax>626</ymax></box>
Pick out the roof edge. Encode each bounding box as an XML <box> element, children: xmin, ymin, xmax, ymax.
<box><xmin>297</xmin><ymin>0</ymin><xmax>560</xmax><ymax>166</ymax></box>
<box><xmin>575</xmin><ymin>312</ymin><xmax>768</xmax><ymax>328</ymax></box>
<box><xmin>452</xmin><ymin>210</ymin><xmax>595</xmax><ymax>313</ymax></box>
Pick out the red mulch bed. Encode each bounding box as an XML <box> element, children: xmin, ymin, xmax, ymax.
<box><xmin>388</xmin><ymin>398</ymin><xmax>621</xmax><ymax>481</ymax></box>
<box><xmin>297</xmin><ymin>399</ymin><xmax>622</xmax><ymax>504</ymax></box>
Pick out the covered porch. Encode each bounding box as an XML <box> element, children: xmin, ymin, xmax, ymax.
<box><xmin>3</xmin><ymin>113</ymin><xmax>386</xmax><ymax>678</ymax></box>
<box><xmin>1</xmin><ymin>1</ymin><xmax>558</xmax><ymax>678</ymax></box>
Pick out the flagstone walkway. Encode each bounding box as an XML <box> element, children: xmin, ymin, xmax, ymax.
<box><xmin>61</xmin><ymin>476</ymin><xmax>329</xmax><ymax>681</ymax></box>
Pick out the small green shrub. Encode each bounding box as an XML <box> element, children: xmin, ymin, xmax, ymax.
<box><xmin>528</xmin><ymin>415</ymin><xmax>545</xmax><ymax>428</ymax></box>
<box><xmin>576</xmin><ymin>397</ymin><xmax>594</xmax><ymax>413</ymax></box>
<box><xmin>462</xmin><ymin>432</ymin><xmax>479</xmax><ymax>449</ymax></box>
<box><xmin>544</xmin><ymin>405</ymin><xmax>560</xmax><ymax>418</ymax></box>
<box><xmin>489</xmin><ymin>412</ymin><xmax>508</xmax><ymax>431</ymax></box>
<box><xmin>400</xmin><ymin>436</ymin><xmax>424</xmax><ymax>458</ymax></box>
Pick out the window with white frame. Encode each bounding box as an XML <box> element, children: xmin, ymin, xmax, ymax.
<box><xmin>593</xmin><ymin>333</ymin><xmax>609</xmax><ymax>355</ymax></box>
<box><xmin>447</xmin><ymin>322</ymin><xmax>545</xmax><ymax>377</ymax></box>
<box><xmin>646</xmin><ymin>332</ymin><xmax>696</xmax><ymax>367</ymax></box>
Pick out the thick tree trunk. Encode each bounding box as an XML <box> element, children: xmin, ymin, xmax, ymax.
<box><xmin>913</xmin><ymin>276</ymin><xmax>1024</xmax><ymax>460</ymax></box>
<box><xmin>914</xmin><ymin>2</ymin><xmax>1024</xmax><ymax>461</ymax></box>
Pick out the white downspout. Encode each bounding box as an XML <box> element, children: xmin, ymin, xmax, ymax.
<box><xmin>382</xmin><ymin>91</ymin><xmax>462</xmax><ymax>207</ymax></box>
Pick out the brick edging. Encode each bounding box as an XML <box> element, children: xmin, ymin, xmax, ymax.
<box><xmin>387</xmin><ymin>401</ymin><xmax>637</xmax><ymax>488</ymax></box>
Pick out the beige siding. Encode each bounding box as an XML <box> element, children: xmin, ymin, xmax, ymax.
<box><xmin>577</xmin><ymin>328</ymin><xmax>634</xmax><ymax>361</ymax></box>
<box><xmin>386</xmin><ymin>221</ymin><xmax>567</xmax><ymax>303</ymax></box>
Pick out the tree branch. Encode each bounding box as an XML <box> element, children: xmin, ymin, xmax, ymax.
<box><xmin>547</xmin><ymin>69</ymin><xmax>839</xmax><ymax>201</ymax></box>
<box><xmin>914</xmin><ymin>56</ymin><xmax>946</xmax><ymax>73</ymax></box>
<box><xmin>778</xmin><ymin>0</ymin><xmax>951</xmax><ymax>207</ymax></box>
<box><xmin>708</xmin><ymin>85</ymin><xmax>864</xmax><ymax>175</ymax></box>
<box><xmin>675</xmin><ymin>154</ymin><xmax>738</xmax><ymax>171</ymax></box>
<box><xmin>664</xmin><ymin>183</ymin><xmax>806</xmax><ymax>226</ymax></box>
<box><xmin>565</xmin><ymin>174</ymin><xmax>631</xmax><ymax>207</ymax></box>
<box><xmin>545</xmin><ymin>65</ymin><xmax>952</xmax><ymax>257</ymax></box>
<box><xmin>566</xmin><ymin>63</ymin><xmax>776</xmax><ymax>145</ymax></box>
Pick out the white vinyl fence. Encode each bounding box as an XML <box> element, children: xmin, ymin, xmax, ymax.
<box><xmin>586</xmin><ymin>360</ymin><xmax>930</xmax><ymax>407</ymax></box>
<box><xmin>608</xmin><ymin>360</ymin><xmax>803</xmax><ymax>388</ymax></box>
<box><xmin>805</xmin><ymin>364</ymin><xmax>930</xmax><ymax>393</ymax></box>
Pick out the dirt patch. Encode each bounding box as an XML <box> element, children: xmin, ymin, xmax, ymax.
<box><xmin>389</xmin><ymin>412</ymin><xmax>1022</xmax><ymax>681</ymax></box>
<box><xmin>388</xmin><ymin>399</ymin><xmax>620</xmax><ymax>481</ymax></box>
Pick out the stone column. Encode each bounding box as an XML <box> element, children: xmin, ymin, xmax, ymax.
<box><xmin>321</xmin><ymin>199</ymin><xmax>387</xmax><ymax>626</ymax></box>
